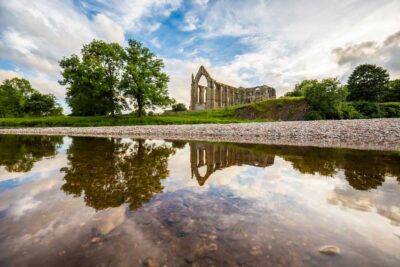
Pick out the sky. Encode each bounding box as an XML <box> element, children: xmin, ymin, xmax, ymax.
<box><xmin>0</xmin><ymin>0</ymin><xmax>399</xmax><ymax>113</ymax></box>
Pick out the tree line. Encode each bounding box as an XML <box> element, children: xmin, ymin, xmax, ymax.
<box><xmin>0</xmin><ymin>78</ymin><xmax>62</xmax><ymax>118</ymax></box>
<box><xmin>0</xmin><ymin>39</ymin><xmax>178</xmax><ymax>118</ymax></box>
<box><xmin>284</xmin><ymin>64</ymin><xmax>400</xmax><ymax>119</ymax></box>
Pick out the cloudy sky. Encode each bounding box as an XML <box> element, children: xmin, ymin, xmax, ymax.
<box><xmin>0</xmin><ymin>0</ymin><xmax>399</xmax><ymax>112</ymax></box>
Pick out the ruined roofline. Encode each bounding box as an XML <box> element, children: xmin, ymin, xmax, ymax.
<box><xmin>191</xmin><ymin>65</ymin><xmax>276</xmax><ymax>111</ymax></box>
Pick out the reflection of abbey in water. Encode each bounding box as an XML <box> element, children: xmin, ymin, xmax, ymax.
<box><xmin>190</xmin><ymin>142</ymin><xmax>275</xmax><ymax>185</ymax></box>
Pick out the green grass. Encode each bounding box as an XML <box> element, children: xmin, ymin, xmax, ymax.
<box><xmin>0</xmin><ymin>110</ymin><xmax>265</xmax><ymax>128</ymax></box>
<box><xmin>0</xmin><ymin>97</ymin><xmax>309</xmax><ymax>127</ymax></box>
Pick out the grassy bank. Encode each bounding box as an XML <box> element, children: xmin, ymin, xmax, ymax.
<box><xmin>0</xmin><ymin>97</ymin><xmax>305</xmax><ymax>127</ymax></box>
<box><xmin>2</xmin><ymin>97</ymin><xmax>397</xmax><ymax>128</ymax></box>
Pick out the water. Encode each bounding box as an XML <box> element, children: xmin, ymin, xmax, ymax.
<box><xmin>0</xmin><ymin>135</ymin><xmax>399</xmax><ymax>266</ymax></box>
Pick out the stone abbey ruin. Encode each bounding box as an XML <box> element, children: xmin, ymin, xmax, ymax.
<box><xmin>190</xmin><ymin>66</ymin><xmax>276</xmax><ymax>110</ymax></box>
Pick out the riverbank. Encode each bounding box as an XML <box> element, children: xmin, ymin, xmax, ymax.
<box><xmin>0</xmin><ymin>118</ymin><xmax>399</xmax><ymax>151</ymax></box>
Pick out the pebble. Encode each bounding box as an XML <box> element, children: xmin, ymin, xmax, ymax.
<box><xmin>1</xmin><ymin>118</ymin><xmax>399</xmax><ymax>151</ymax></box>
<box><xmin>91</xmin><ymin>237</ymin><xmax>101</xmax><ymax>243</ymax></box>
<box><xmin>143</xmin><ymin>257</ymin><xmax>158</xmax><ymax>267</ymax></box>
<box><xmin>319</xmin><ymin>245</ymin><xmax>340</xmax><ymax>256</ymax></box>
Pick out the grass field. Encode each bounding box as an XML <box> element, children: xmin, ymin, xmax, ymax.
<box><xmin>0</xmin><ymin>97</ymin><xmax>306</xmax><ymax>127</ymax></box>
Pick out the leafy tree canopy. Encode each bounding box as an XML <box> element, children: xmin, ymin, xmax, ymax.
<box><xmin>347</xmin><ymin>64</ymin><xmax>389</xmax><ymax>102</ymax></box>
<box><xmin>0</xmin><ymin>78</ymin><xmax>62</xmax><ymax>117</ymax></box>
<box><xmin>59</xmin><ymin>39</ymin><xmax>172</xmax><ymax>117</ymax></box>
<box><xmin>121</xmin><ymin>40</ymin><xmax>172</xmax><ymax>117</ymax></box>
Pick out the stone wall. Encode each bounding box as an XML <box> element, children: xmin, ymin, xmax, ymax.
<box><xmin>190</xmin><ymin>66</ymin><xmax>276</xmax><ymax>111</ymax></box>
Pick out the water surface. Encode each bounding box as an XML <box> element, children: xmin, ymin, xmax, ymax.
<box><xmin>0</xmin><ymin>135</ymin><xmax>399</xmax><ymax>266</ymax></box>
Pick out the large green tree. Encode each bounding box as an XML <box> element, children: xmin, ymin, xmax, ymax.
<box><xmin>347</xmin><ymin>64</ymin><xmax>389</xmax><ymax>102</ymax></box>
<box><xmin>121</xmin><ymin>40</ymin><xmax>172</xmax><ymax>117</ymax></box>
<box><xmin>0</xmin><ymin>78</ymin><xmax>62</xmax><ymax>117</ymax></box>
<box><xmin>59</xmin><ymin>40</ymin><xmax>126</xmax><ymax>116</ymax></box>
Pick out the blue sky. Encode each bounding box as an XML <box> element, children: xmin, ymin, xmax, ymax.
<box><xmin>0</xmin><ymin>0</ymin><xmax>399</xmax><ymax>112</ymax></box>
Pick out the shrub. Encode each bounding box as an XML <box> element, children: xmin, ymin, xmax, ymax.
<box><xmin>351</xmin><ymin>101</ymin><xmax>385</xmax><ymax>118</ymax></box>
<box><xmin>304</xmin><ymin>78</ymin><xmax>348</xmax><ymax>119</ymax></box>
<box><xmin>384</xmin><ymin>80</ymin><xmax>400</xmax><ymax>102</ymax></box>
<box><xmin>284</xmin><ymin>79</ymin><xmax>318</xmax><ymax>97</ymax></box>
<box><xmin>305</xmin><ymin>110</ymin><xmax>323</xmax><ymax>120</ymax></box>
<box><xmin>172</xmin><ymin>103</ymin><xmax>187</xmax><ymax>112</ymax></box>
<box><xmin>380</xmin><ymin>102</ymin><xmax>400</xmax><ymax>118</ymax></box>
<box><xmin>337</xmin><ymin>103</ymin><xmax>363</xmax><ymax>119</ymax></box>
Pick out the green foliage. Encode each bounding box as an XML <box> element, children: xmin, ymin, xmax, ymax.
<box><xmin>172</xmin><ymin>103</ymin><xmax>187</xmax><ymax>112</ymax></box>
<box><xmin>121</xmin><ymin>40</ymin><xmax>171</xmax><ymax>117</ymax></box>
<box><xmin>284</xmin><ymin>79</ymin><xmax>318</xmax><ymax>97</ymax></box>
<box><xmin>347</xmin><ymin>64</ymin><xmax>390</xmax><ymax>102</ymax></box>
<box><xmin>337</xmin><ymin>102</ymin><xmax>363</xmax><ymax>119</ymax></box>
<box><xmin>304</xmin><ymin>78</ymin><xmax>348</xmax><ymax>119</ymax></box>
<box><xmin>351</xmin><ymin>101</ymin><xmax>384</xmax><ymax>118</ymax></box>
<box><xmin>60</xmin><ymin>39</ymin><xmax>171</xmax><ymax>117</ymax></box>
<box><xmin>380</xmin><ymin>102</ymin><xmax>400</xmax><ymax>118</ymax></box>
<box><xmin>0</xmin><ymin>78</ymin><xmax>62</xmax><ymax>117</ymax></box>
<box><xmin>25</xmin><ymin>92</ymin><xmax>63</xmax><ymax>116</ymax></box>
<box><xmin>59</xmin><ymin>40</ymin><xmax>126</xmax><ymax>116</ymax></box>
<box><xmin>384</xmin><ymin>79</ymin><xmax>400</xmax><ymax>102</ymax></box>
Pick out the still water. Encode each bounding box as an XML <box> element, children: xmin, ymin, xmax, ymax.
<box><xmin>0</xmin><ymin>135</ymin><xmax>399</xmax><ymax>267</ymax></box>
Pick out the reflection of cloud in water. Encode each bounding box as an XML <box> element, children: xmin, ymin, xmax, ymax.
<box><xmin>0</xmin><ymin>173</ymin><xmax>161</xmax><ymax>266</ymax></box>
<box><xmin>328</xmin><ymin>177</ymin><xmax>400</xmax><ymax>226</ymax></box>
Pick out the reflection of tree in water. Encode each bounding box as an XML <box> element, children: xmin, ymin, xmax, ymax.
<box><xmin>61</xmin><ymin>137</ymin><xmax>176</xmax><ymax>211</ymax></box>
<box><xmin>193</xmin><ymin>143</ymin><xmax>400</xmax><ymax>191</ymax></box>
<box><xmin>256</xmin><ymin>145</ymin><xmax>400</xmax><ymax>191</ymax></box>
<box><xmin>0</xmin><ymin>135</ymin><xmax>63</xmax><ymax>172</ymax></box>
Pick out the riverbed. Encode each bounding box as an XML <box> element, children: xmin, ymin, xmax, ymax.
<box><xmin>0</xmin><ymin>135</ymin><xmax>399</xmax><ymax>266</ymax></box>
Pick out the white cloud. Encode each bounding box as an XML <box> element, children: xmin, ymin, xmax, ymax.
<box><xmin>181</xmin><ymin>15</ymin><xmax>199</xmax><ymax>31</ymax></box>
<box><xmin>1</xmin><ymin>0</ymin><xmax>399</xmax><ymax>107</ymax></box>
<box><xmin>183</xmin><ymin>0</ymin><xmax>400</xmax><ymax>95</ymax></box>
<box><xmin>0</xmin><ymin>0</ymin><xmax>128</xmax><ymax>103</ymax></box>
<box><xmin>333</xmin><ymin>31</ymin><xmax>400</xmax><ymax>78</ymax></box>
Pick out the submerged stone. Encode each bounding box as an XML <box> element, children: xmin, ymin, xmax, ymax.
<box><xmin>319</xmin><ymin>245</ymin><xmax>340</xmax><ymax>255</ymax></box>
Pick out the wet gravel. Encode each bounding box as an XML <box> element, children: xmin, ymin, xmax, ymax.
<box><xmin>0</xmin><ymin>118</ymin><xmax>399</xmax><ymax>151</ymax></box>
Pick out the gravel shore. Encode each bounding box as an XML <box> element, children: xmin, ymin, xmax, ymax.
<box><xmin>1</xmin><ymin>118</ymin><xmax>399</xmax><ymax>151</ymax></box>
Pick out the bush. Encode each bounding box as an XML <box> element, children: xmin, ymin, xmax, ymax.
<box><xmin>380</xmin><ymin>102</ymin><xmax>400</xmax><ymax>118</ymax></box>
<box><xmin>172</xmin><ymin>103</ymin><xmax>187</xmax><ymax>112</ymax></box>
<box><xmin>337</xmin><ymin>103</ymin><xmax>362</xmax><ymax>119</ymax></box>
<box><xmin>384</xmin><ymin>80</ymin><xmax>400</xmax><ymax>102</ymax></box>
<box><xmin>284</xmin><ymin>79</ymin><xmax>318</xmax><ymax>97</ymax></box>
<box><xmin>304</xmin><ymin>78</ymin><xmax>348</xmax><ymax>119</ymax></box>
<box><xmin>305</xmin><ymin>110</ymin><xmax>323</xmax><ymax>120</ymax></box>
<box><xmin>351</xmin><ymin>101</ymin><xmax>385</xmax><ymax>118</ymax></box>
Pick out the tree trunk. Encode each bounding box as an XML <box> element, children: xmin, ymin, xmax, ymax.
<box><xmin>137</xmin><ymin>97</ymin><xmax>143</xmax><ymax>117</ymax></box>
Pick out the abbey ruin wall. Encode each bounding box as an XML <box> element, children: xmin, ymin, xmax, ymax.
<box><xmin>190</xmin><ymin>66</ymin><xmax>276</xmax><ymax>111</ymax></box>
